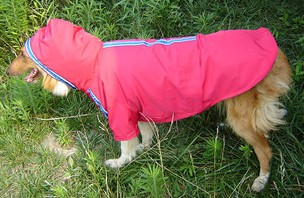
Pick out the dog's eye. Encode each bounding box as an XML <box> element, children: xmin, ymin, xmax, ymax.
<box><xmin>20</xmin><ymin>51</ymin><xmax>25</xmax><ymax>58</ymax></box>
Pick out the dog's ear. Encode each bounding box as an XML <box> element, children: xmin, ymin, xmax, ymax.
<box><xmin>20</xmin><ymin>47</ymin><xmax>29</xmax><ymax>57</ymax></box>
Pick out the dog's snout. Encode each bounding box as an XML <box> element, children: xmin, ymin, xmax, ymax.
<box><xmin>6</xmin><ymin>68</ymin><xmax>11</xmax><ymax>76</ymax></box>
<box><xmin>6</xmin><ymin>63</ymin><xmax>21</xmax><ymax>76</ymax></box>
<box><xmin>6</xmin><ymin>66</ymin><xmax>17</xmax><ymax>76</ymax></box>
<box><xmin>6</xmin><ymin>66</ymin><xmax>15</xmax><ymax>76</ymax></box>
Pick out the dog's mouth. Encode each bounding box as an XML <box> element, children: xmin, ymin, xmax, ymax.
<box><xmin>25</xmin><ymin>68</ymin><xmax>41</xmax><ymax>83</ymax></box>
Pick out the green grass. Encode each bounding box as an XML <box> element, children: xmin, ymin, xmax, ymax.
<box><xmin>0</xmin><ymin>0</ymin><xmax>303</xmax><ymax>197</ymax></box>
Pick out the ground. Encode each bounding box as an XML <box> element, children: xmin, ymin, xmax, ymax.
<box><xmin>0</xmin><ymin>0</ymin><xmax>303</xmax><ymax>197</ymax></box>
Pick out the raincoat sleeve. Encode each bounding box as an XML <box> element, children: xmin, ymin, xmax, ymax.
<box><xmin>108</xmin><ymin>102</ymin><xmax>140</xmax><ymax>141</ymax></box>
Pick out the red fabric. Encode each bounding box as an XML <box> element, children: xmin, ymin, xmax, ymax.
<box><xmin>27</xmin><ymin>19</ymin><xmax>278</xmax><ymax>141</ymax></box>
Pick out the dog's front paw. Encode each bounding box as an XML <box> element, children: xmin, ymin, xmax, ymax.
<box><xmin>136</xmin><ymin>143</ymin><xmax>151</xmax><ymax>152</ymax></box>
<box><xmin>105</xmin><ymin>155</ymin><xmax>132</xmax><ymax>168</ymax></box>
<box><xmin>251</xmin><ymin>174</ymin><xmax>269</xmax><ymax>192</ymax></box>
<box><xmin>105</xmin><ymin>159</ymin><xmax>122</xmax><ymax>168</ymax></box>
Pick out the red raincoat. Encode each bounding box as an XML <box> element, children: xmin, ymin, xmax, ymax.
<box><xmin>25</xmin><ymin>19</ymin><xmax>278</xmax><ymax>141</ymax></box>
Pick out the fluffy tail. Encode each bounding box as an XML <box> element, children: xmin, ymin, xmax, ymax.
<box><xmin>252</xmin><ymin>49</ymin><xmax>292</xmax><ymax>133</ymax></box>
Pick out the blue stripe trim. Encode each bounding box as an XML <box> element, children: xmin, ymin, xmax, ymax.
<box><xmin>24</xmin><ymin>39</ymin><xmax>77</xmax><ymax>89</ymax></box>
<box><xmin>88</xmin><ymin>89</ymin><xmax>108</xmax><ymax>118</ymax></box>
<box><xmin>103</xmin><ymin>36</ymin><xmax>196</xmax><ymax>48</ymax></box>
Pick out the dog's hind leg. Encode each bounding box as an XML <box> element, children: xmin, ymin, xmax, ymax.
<box><xmin>225</xmin><ymin>92</ymin><xmax>272</xmax><ymax>192</ymax></box>
<box><xmin>137</xmin><ymin>121</ymin><xmax>155</xmax><ymax>152</ymax></box>
<box><xmin>225</xmin><ymin>49</ymin><xmax>291</xmax><ymax>191</ymax></box>
<box><xmin>105</xmin><ymin>136</ymin><xmax>139</xmax><ymax>168</ymax></box>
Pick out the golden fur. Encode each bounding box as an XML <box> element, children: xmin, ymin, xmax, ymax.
<box><xmin>7</xmin><ymin>45</ymin><xmax>291</xmax><ymax>192</ymax></box>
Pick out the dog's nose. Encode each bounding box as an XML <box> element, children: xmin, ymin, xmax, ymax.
<box><xmin>6</xmin><ymin>69</ymin><xmax>11</xmax><ymax>76</ymax></box>
<box><xmin>6</xmin><ymin>68</ymin><xmax>14</xmax><ymax>76</ymax></box>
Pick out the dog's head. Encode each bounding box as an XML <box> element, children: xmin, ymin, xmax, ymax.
<box><xmin>6</xmin><ymin>47</ymin><xmax>70</xmax><ymax>96</ymax></box>
<box><xmin>7</xmin><ymin>18</ymin><xmax>103</xmax><ymax>97</ymax></box>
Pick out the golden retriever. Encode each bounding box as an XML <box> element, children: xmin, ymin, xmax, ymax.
<box><xmin>6</xmin><ymin>20</ymin><xmax>291</xmax><ymax>192</ymax></box>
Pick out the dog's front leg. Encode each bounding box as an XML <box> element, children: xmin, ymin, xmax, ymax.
<box><xmin>137</xmin><ymin>121</ymin><xmax>154</xmax><ymax>152</ymax></box>
<box><xmin>105</xmin><ymin>136</ymin><xmax>139</xmax><ymax>168</ymax></box>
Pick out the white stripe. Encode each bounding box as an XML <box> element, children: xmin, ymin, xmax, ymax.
<box><xmin>88</xmin><ymin>89</ymin><xmax>108</xmax><ymax>118</ymax></box>
<box><xmin>103</xmin><ymin>36</ymin><xmax>196</xmax><ymax>48</ymax></box>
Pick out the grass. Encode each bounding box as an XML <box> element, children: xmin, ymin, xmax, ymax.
<box><xmin>0</xmin><ymin>0</ymin><xmax>303</xmax><ymax>197</ymax></box>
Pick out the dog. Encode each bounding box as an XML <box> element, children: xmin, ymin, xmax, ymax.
<box><xmin>6</xmin><ymin>19</ymin><xmax>291</xmax><ymax>192</ymax></box>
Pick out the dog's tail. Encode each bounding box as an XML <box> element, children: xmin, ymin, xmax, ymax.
<box><xmin>225</xmin><ymin>49</ymin><xmax>292</xmax><ymax>136</ymax></box>
<box><xmin>250</xmin><ymin>49</ymin><xmax>292</xmax><ymax>134</ymax></box>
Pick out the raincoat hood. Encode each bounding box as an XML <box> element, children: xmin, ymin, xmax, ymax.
<box><xmin>25</xmin><ymin>18</ymin><xmax>102</xmax><ymax>90</ymax></box>
<box><xmin>25</xmin><ymin>19</ymin><xmax>278</xmax><ymax>141</ymax></box>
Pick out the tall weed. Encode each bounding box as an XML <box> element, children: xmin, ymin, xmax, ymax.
<box><xmin>114</xmin><ymin>0</ymin><xmax>185</xmax><ymax>38</ymax></box>
<box><xmin>58</xmin><ymin>0</ymin><xmax>118</xmax><ymax>40</ymax></box>
<box><xmin>0</xmin><ymin>0</ymin><xmax>29</xmax><ymax>49</ymax></box>
<box><xmin>138</xmin><ymin>164</ymin><xmax>167</xmax><ymax>197</ymax></box>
